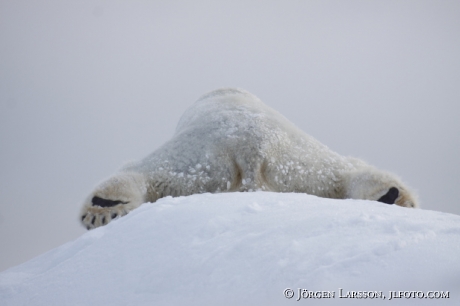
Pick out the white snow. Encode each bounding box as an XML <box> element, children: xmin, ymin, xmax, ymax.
<box><xmin>1</xmin><ymin>192</ymin><xmax>460</xmax><ymax>305</ymax></box>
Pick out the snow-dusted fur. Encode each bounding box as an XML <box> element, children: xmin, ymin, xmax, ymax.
<box><xmin>81</xmin><ymin>88</ymin><xmax>418</xmax><ymax>229</ymax></box>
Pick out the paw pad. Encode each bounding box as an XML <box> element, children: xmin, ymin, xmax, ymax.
<box><xmin>377</xmin><ymin>187</ymin><xmax>399</xmax><ymax>204</ymax></box>
<box><xmin>92</xmin><ymin>196</ymin><xmax>128</xmax><ymax>207</ymax></box>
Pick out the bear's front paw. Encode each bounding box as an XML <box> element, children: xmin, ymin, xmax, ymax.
<box><xmin>80</xmin><ymin>197</ymin><xmax>132</xmax><ymax>230</ymax></box>
<box><xmin>80</xmin><ymin>172</ymin><xmax>149</xmax><ymax>229</ymax></box>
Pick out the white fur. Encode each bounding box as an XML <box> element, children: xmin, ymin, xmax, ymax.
<box><xmin>81</xmin><ymin>88</ymin><xmax>418</xmax><ymax>229</ymax></box>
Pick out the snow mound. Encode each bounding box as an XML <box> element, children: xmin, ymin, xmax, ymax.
<box><xmin>1</xmin><ymin>192</ymin><xmax>460</xmax><ymax>305</ymax></box>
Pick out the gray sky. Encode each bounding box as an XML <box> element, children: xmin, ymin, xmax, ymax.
<box><xmin>1</xmin><ymin>0</ymin><xmax>459</xmax><ymax>272</ymax></box>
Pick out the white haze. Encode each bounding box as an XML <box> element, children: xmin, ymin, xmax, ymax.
<box><xmin>0</xmin><ymin>0</ymin><xmax>459</xmax><ymax>272</ymax></box>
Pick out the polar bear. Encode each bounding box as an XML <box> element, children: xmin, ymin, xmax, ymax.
<box><xmin>81</xmin><ymin>88</ymin><xmax>418</xmax><ymax>229</ymax></box>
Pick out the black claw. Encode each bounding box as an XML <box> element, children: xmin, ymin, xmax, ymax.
<box><xmin>111</xmin><ymin>213</ymin><xmax>117</xmax><ymax>219</ymax></box>
<box><xmin>81</xmin><ymin>214</ymin><xmax>87</xmax><ymax>222</ymax></box>
<box><xmin>86</xmin><ymin>226</ymin><xmax>91</xmax><ymax>230</ymax></box>
<box><xmin>91</xmin><ymin>216</ymin><xmax>96</xmax><ymax>225</ymax></box>
<box><xmin>102</xmin><ymin>216</ymin><xmax>106</xmax><ymax>224</ymax></box>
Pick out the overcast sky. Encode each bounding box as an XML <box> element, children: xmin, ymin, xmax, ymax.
<box><xmin>1</xmin><ymin>0</ymin><xmax>459</xmax><ymax>272</ymax></box>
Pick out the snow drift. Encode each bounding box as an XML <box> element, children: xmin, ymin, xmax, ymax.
<box><xmin>1</xmin><ymin>192</ymin><xmax>459</xmax><ymax>305</ymax></box>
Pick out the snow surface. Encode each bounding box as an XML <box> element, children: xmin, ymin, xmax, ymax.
<box><xmin>1</xmin><ymin>192</ymin><xmax>459</xmax><ymax>306</ymax></box>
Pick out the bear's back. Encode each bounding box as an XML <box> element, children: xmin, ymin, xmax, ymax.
<box><xmin>174</xmin><ymin>88</ymin><xmax>268</xmax><ymax>135</ymax></box>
